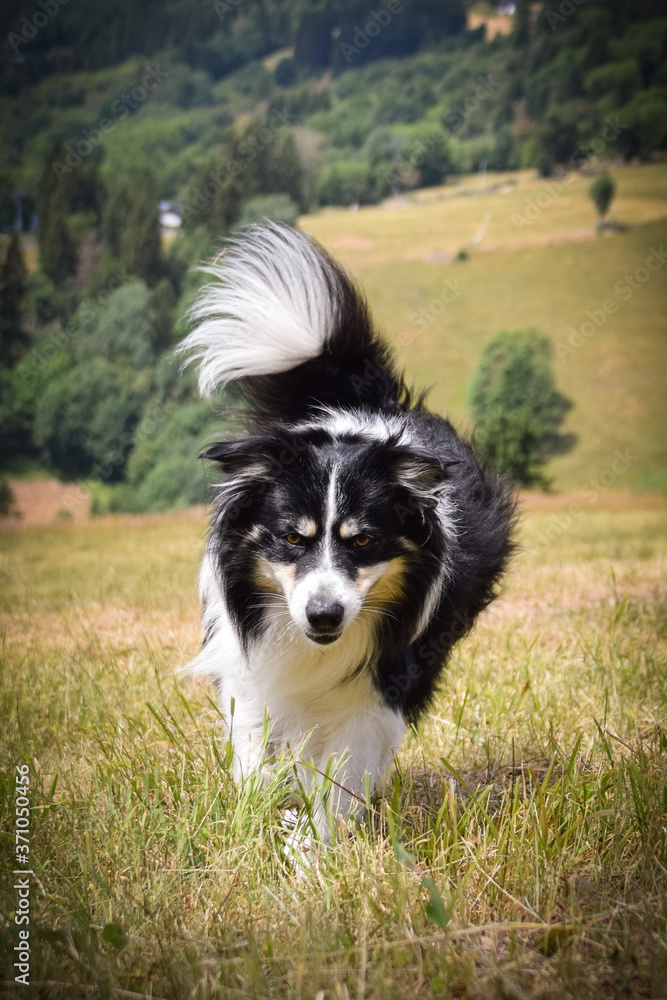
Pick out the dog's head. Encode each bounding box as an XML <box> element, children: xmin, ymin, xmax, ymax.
<box><xmin>203</xmin><ymin>424</ymin><xmax>455</xmax><ymax>649</ymax></box>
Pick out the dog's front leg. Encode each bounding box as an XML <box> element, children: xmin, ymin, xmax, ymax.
<box><xmin>311</xmin><ymin>706</ymin><xmax>406</xmax><ymax>843</ymax></box>
<box><xmin>220</xmin><ymin>691</ymin><xmax>270</xmax><ymax>784</ymax></box>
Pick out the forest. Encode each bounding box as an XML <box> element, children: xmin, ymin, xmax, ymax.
<box><xmin>1</xmin><ymin>0</ymin><xmax>666</xmax><ymax>509</ymax></box>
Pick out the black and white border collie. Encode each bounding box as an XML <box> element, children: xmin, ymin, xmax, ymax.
<box><xmin>179</xmin><ymin>223</ymin><xmax>515</xmax><ymax>840</ymax></box>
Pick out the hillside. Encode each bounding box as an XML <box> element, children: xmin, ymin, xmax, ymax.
<box><xmin>309</xmin><ymin>163</ymin><xmax>667</xmax><ymax>493</ymax></box>
<box><xmin>2</xmin><ymin>0</ymin><xmax>667</xmax><ymax>218</ymax></box>
<box><xmin>1</xmin><ymin>0</ymin><xmax>667</xmax><ymax>511</ymax></box>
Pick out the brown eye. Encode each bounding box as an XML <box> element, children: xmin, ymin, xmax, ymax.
<box><xmin>354</xmin><ymin>535</ymin><xmax>371</xmax><ymax>548</ymax></box>
<box><xmin>285</xmin><ymin>533</ymin><xmax>302</xmax><ymax>545</ymax></box>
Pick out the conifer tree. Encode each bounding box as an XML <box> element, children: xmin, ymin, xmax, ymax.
<box><xmin>513</xmin><ymin>0</ymin><xmax>531</xmax><ymax>47</ymax></box>
<box><xmin>209</xmin><ymin>174</ymin><xmax>244</xmax><ymax>237</ymax></box>
<box><xmin>0</xmin><ymin>231</ymin><xmax>30</xmax><ymax>366</ymax></box>
<box><xmin>119</xmin><ymin>169</ymin><xmax>162</xmax><ymax>285</ymax></box>
<box><xmin>37</xmin><ymin>143</ymin><xmax>78</xmax><ymax>284</ymax></box>
<box><xmin>104</xmin><ymin>185</ymin><xmax>133</xmax><ymax>259</ymax></box>
<box><xmin>273</xmin><ymin>133</ymin><xmax>305</xmax><ymax>211</ymax></box>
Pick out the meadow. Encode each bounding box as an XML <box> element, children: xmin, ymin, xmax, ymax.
<box><xmin>302</xmin><ymin>161</ymin><xmax>667</xmax><ymax>493</ymax></box>
<box><xmin>1</xmin><ymin>494</ymin><xmax>665</xmax><ymax>998</ymax></box>
<box><xmin>1</xmin><ymin>160</ymin><xmax>666</xmax><ymax>998</ymax></box>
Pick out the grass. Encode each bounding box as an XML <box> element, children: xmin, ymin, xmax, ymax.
<box><xmin>1</xmin><ymin>499</ymin><xmax>666</xmax><ymax>998</ymax></box>
<box><xmin>301</xmin><ymin>162</ymin><xmax>667</xmax><ymax>493</ymax></box>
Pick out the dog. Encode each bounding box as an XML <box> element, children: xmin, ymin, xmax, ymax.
<box><xmin>179</xmin><ymin>223</ymin><xmax>515</xmax><ymax>841</ymax></box>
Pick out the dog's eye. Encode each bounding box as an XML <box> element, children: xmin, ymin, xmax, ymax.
<box><xmin>285</xmin><ymin>533</ymin><xmax>302</xmax><ymax>545</ymax></box>
<box><xmin>353</xmin><ymin>535</ymin><xmax>372</xmax><ymax>548</ymax></box>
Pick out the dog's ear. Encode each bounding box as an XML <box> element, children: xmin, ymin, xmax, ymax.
<box><xmin>200</xmin><ymin>435</ymin><xmax>280</xmax><ymax>478</ymax></box>
<box><xmin>386</xmin><ymin>446</ymin><xmax>457</xmax><ymax>499</ymax></box>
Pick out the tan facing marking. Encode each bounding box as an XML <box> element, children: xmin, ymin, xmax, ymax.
<box><xmin>296</xmin><ymin>517</ymin><xmax>318</xmax><ymax>538</ymax></box>
<box><xmin>356</xmin><ymin>556</ymin><xmax>407</xmax><ymax>603</ymax></box>
<box><xmin>253</xmin><ymin>556</ymin><xmax>297</xmax><ymax>598</ymax></box>
<box><xmin>339</xmin><ymin>519</ymin><xmax>362</xmax><ymax>539</ymax></box>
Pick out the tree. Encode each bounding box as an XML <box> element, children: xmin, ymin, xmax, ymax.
<box><xmin>238</xmin><ymin>194</ymin><xmax>299</xmax><ymax>229</ymax></box>
<box><xmin>589</xmin><ymin>174</ymin><xmax>616</xmax><ymax>224</ymax></box>
<box><xmin>271</xmin><ymin>133</ymin><xmax>305</xmax><ymax>211</ymax></box>
<box><xmin>37</xmin><ymin>142</ymin><xmax>78</xmax><ymax>285</ymax></box>
<box><xmin>274</xmin><ymin>57</ymin><xmax>296</xmax><ymax>87</ymax></box>
<box><xmin>294</xmin><ymin>11</ymin><xmax>333</xmax><ymax>73</ymax></box>
<box><xmin>0</xmin><ymin>231</ymin><xmax>29</xmax><ymax>366</ymax></box>
<box><xmin>103</xmin><ymin>185</ymin><xmax>133</xmax><ymax>259</ymax></box>
<box><xmin>0</xmin><ymin>479</ymin><xmax>15</xmax><ymax>517</ymax></box>
<box><xmin>183</xmin><ymin>156</ymin><xmax>243</xmax><ymax>238</ymax></box>
<box><xmin>536</xmin><ymin>110</ymin><xmax>579</xmax><ymax>176</ymax></box>
<box><xmin>33</xmin><ymin>356</ymin><xmax>144</xmax><ymax>480</ymax></box>
<box><xmin>512</xmin><ymin>0</ymin><xmax>531</xmax><ymax>47</ymax></box>
<box><xmin>77</xmin><ymin>280</ymin><xmax>162</xmax><ymax>369</ymax></box>
<box><xmin>469</xmin><ymin>330</ymin><xmax>572</xmax><ymax>488</ymax></box>
<box><xmin>119</xmin><ymin>170</ymin><xmax>162</xmax><ymax>285</ymax></box>
<box><xmin>38</xmin><ymin>185</ymin><xmax>78</xmax><ymax>285</ymax></box>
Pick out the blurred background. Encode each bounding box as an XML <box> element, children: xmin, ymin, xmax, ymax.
<box><xmin>0</xmin><ymin>0</ymin><xmax>666</xmax><ymax>524</ymax></box>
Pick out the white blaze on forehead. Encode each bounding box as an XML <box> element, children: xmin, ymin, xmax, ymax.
<box><xmin>323</xmin><ymin>462</ymin><xmax>340</xmax><ymax>564</ymax></box>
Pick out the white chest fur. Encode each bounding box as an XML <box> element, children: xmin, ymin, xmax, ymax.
<box><xmin>191</xmin><ymin>554</ymin><xmax>406</xmax><ymax>831</ymax></box>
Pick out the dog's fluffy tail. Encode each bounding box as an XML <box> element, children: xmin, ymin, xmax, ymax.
<box><xmin>178</xmin><ymin>222</ymin><xmax>414</xmax><ymax>422</ymax></box>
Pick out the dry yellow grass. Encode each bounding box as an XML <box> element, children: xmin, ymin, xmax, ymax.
<box><xmin>0</xmin><ymin>498</ymin><xmax>665</xmax><ymax>997</ymax></box>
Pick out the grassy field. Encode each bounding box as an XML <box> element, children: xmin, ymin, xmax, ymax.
<box><xmin>1</xmin><ymin>497</ymin><xmax>665</xmax><ymax>998</ymax></box>
<box><xmin>302</xmin><ymin>162</ymin><xmax>667</xmax><ymax>493</ymax></box>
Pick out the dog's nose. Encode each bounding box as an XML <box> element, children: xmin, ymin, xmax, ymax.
<box><xmin>306</xmin><ymin>600</ymin><xmax>345</xmax><ymax>632</ymax></box>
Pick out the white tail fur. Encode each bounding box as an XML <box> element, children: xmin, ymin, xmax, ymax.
<box><xmin>177</xmin><ymin>224</ymin><xmax>338</xmax><ymax>397</ymax></box>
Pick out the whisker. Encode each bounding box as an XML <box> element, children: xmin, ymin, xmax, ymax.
<box><xmin>362</xmin><ymin>605</ymin><xmax>399</xmax><ymax>622</ymax></box>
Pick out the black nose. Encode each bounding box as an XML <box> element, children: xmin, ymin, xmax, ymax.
<box><xmin>306</xmin><ymin>600</ymin><xmax>345</xmax><ymax>633</ymax></box>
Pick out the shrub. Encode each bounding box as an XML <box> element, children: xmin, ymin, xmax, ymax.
<box><xmin>110</xmin><ymin>402</ymin><xmax>225</xmax><ymax>512</ymax></box>
<box><xmin>0</xmin><ymin>479</ymin><xmax>15</xmax><ymax>517</ymax></box>
<box><xmin>33</xmin><ymin>357</ymin><xmax>145</xmax><ymax>480</ymax></box>
<box><xmin>589</xmin><ymin>174</ymin><xmax>616</xmax><ymax>220</ymax></box>
<box><xmin>469</xmin><ymin>330</ymin><xmax>572</xmax><ymax>488</ymax></box>
<box><xmin>274</xmin><ymin>57</ymin><xmax>297</xmax><ymax>87</ymax></box>
<box><xmin>238</xmin><ymin>194</ymin><xmax>299</xmax><ymax>228</ymax></box>
<box><xmin>584</xmin><ymin>59</ymin><xmax>641</xmax><ymax>105</ymax></box>
<box><xmin>488</xmin><ymin>127</ymin><xmax>516</xmax><ymax>172</ymax></box>
<box><xmin>316</xmin><ymin>160</ymin><xmax>372</xmax><ymax>206</ymax></box>
<box><xmin>536</xmin><ymin>109</ymin><xmax>580</xmax><ymax>175</ymax></box>
<box><xmin>77</xmin><ymin>281</ymin><xmax>162</xmax><ymax>369</ymax></box>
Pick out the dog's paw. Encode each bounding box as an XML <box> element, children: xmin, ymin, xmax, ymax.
<box><xmin>280</xmin><ymin>807</ymin><xmax>318</xmax><ymax>877</ymax></box>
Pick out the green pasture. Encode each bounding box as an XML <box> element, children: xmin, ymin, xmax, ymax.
<box><xmin>302</xmin><ymin>162</ymin><xmax>667</xmax><ymax>493</ymax></box>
